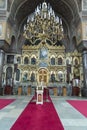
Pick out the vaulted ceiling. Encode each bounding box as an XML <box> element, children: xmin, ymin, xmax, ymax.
<box><xmin>9</xmin><ymin>0</ymin><xmax>80</xmax><ymax>27</ymax></box>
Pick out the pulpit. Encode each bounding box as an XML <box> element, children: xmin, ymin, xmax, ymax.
<box><xmin>36</xmin><ymin>86</ymin><xmax>43</xmax><ymax>104</ymax></box>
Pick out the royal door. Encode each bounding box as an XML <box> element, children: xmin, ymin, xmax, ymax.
<box><xmin>38</xmin><ymin>68</ymin><xmax>48</xmax><ymax>84</ymax></box>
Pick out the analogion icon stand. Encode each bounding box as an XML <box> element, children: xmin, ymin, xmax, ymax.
<box><xmin>36</xmin><ymin>79</ymin><xmax>44</xmax><ymax>104</ymax></box>
<box><xmin>36</xmin><ymin>85</ymin><xmax>43</xmax><ymax>104</ymax></box>
<box><xmin>36</xmin><ymin>88</ymin><xmax>43</xmax><ymax>104</ymax></box>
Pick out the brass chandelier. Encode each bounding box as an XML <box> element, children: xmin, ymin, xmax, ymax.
<box><xmin>23</xmin><ymin>1</ymin><xmax>64</xmax><ymax>44</ymax></box>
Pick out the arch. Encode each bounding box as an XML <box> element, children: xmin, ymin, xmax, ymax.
<box><xmin>31</xmin><ymin>55</ymin><xmax>37</xmax><ymax>59</ymax></box>
<box><xmin>50</xmin><ymin>54</ymin><xmax>55</xmax><ymax>58</ymax></box>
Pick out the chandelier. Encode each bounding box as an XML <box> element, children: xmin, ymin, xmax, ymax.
<box><xmin>23</xmin><ymin>1</ymin><xmax>64</xmax><ymax>44</ymax></box>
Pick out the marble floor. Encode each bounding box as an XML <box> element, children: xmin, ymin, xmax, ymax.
<box><xmin>0</xmin><ymin>95</ymin><xmax>87</xmax><ymax>130</ymax></box>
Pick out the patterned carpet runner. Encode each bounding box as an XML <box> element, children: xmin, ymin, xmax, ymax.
<box><xmin>11</xmin><ymin>96</ymin><xmax>64</xmax><ymax>130</ymax></box>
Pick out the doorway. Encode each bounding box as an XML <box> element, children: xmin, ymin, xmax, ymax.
<box><xmin>38</xmin><ymin>68</ymin><xmax>48</xmax><ymax>84</ymax></box>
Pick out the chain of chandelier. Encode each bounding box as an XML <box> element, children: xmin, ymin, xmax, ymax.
<box><xmin>23</xmin><ymin>1</ymin><xmax>64</xmax><ymax>44</ymax></box>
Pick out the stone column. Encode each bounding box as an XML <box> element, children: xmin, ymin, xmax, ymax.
<box><xmin>81</xmin><ymin>50</ymin><xmax>87</xmax><ymax>97</ymax></box>
<box><xmin>0</xmin><ymin>50</ymin><xmax>5</xmax><ymax>95</ymax></box>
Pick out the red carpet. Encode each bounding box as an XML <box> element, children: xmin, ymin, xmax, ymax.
<box><xmin>0</xmin><ymin>99</ymin><xmax>15</xmax><ymax>110</ymax></box>
<box><xmin>67</xmin><ymin>100</ymin><xmax>87</xmax><ymax>117</ymax></box>
<box><xmin>11</xmin><ymin>97</ymin><xmax>64</xmax><ymax>130</ymax></box>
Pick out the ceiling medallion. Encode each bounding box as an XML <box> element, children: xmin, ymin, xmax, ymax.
<box><xmin>23</xmin><ymin>1</ymin><xmax>64</xmax><ymax>45</ymax></box>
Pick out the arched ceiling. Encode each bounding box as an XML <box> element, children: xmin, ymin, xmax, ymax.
<box><xmin>9</xmin><ymin>0</ymin><xmax>80</xmax><ymax>27</ymax></box>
